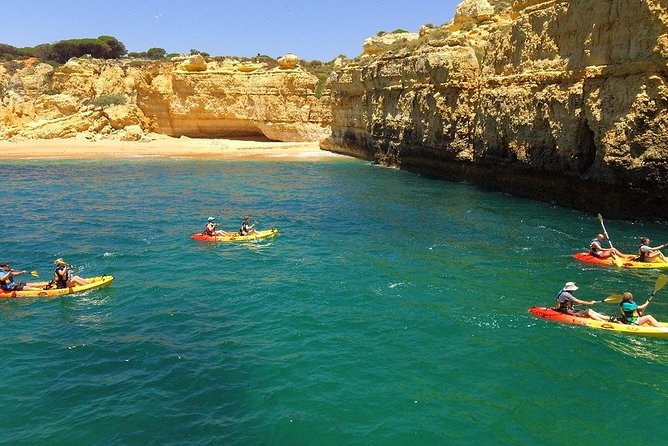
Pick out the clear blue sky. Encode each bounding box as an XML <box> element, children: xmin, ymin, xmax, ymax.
<box><xmin>1</xmin><ymin>0</ymin><xmax>461</xmax><ymax>61</ymax></box>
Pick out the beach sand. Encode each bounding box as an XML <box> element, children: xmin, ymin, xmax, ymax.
<box><xmin>1</xmin><ymin>135</ymin><xmax>346</xmax><ymax>161</ymax></box>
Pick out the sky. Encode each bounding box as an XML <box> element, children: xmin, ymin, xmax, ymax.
<box><xmin>0</xmin><ymin>0</ymin><xmax>462</xmax><ymax>61</ymax></box>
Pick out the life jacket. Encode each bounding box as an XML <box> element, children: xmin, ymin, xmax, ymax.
<box><xmin>589</xmin><ymin>238</ymin><xmax>603</xmax><ymax>256</ymax></box>
<box><xmin>638</xmin><ymin>243</ymin><xmax>650</xmax><ymax>261</ymax></box>
<box><xmin>619</xmin><ymin>300</ymin><xmax>639</xmax><ymax>324</ymax></box>
<box><xmin>53</xmin><ymin>266</ymin><xmax>71</xmax><ymax>288</ymax></box>
<box><xmin>240</xmin><ymin>223</ymin><xmax>248</xmax><ymax>235</ymax></box>
<box><xmin>555</xmin><ymin>290</ymin><xmax>573</xmax><ymax>312</ymax></box>
<box><xmin>203</xmin><ymin>222</ymin><xmax>216</xmax><ymax>236</ymax></box>
<box><xmin>0</xmin><ymin>271</ymin><xmax>14</xmax><ymax>291</ymax></box>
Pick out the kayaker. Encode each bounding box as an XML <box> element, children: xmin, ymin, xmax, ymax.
<box><xmin>45</xmin><ymin>258</ymin><xmax>90</xmax><ymax>289</ymax></box>
<box><xmin>203</xmin><ymin>217</ymin><xmax>228</xmax><ymax>236</ymax></box>
<box><xmin>618</xmin><ymin>292</ymin><xmax>661</xmax><ymax>327</ymax></box>
<box><xmin>239</xmin><ymin>215</ymin><xmax>255</xmax><ymax>236</ymax></box>
<box><xmin>637</xmin><ymin>237</ymin><xmax>667</xmax><ymax>263</ymax></box>
<box><xmin>589</xmin><ymin>234</ymin><xmax>622</xmax><ymax>259</ymax></box>
<box><xmin>0</xmin><ymin>263</ymin><xmax>41</xmax><ymax>291</ymax></box>
<box><xmin>555</xmin><ymin>281</ymin><xmax>609</xmax><ymax>321</ymax></box>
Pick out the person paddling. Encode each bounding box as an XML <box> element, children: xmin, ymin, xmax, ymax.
<box><xmin>203</xmin><ymin>217</ymin><xmax>228</xmax><ymax>236</ymax></box>
<box><xmin>555</xmin><ymin>281</ymin><xmax>609</xmax><ymax>321</ymax></box>
<box><xmin>618</xmin><ymin>292</ymin><xmax>661</xmax><ymax>327</ymax></box>
<box><xmin>45</xmin><ymin>258</ymin><xmax>90</xmax><ymax>289</ymax></box>
<box><xmin>0</xmin><ymin>263</ymin><xmax>41</xmax><ymax>291</ymax></box>
<box><xmin>589</xmin><ymin>233</ymin><xmax>623</xmax><ymax>259</ymax></box>
<box><xmin>239</xmin><ymin>215</ymin><xmax>255</xmax><ymax>236</ymax></box>
<box><xmin>637</xmin><ymin>237</ymin><xmax>667</xmax><ymax>263</ymax></box>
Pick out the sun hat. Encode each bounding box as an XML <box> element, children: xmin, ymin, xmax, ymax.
<box><xmin>563</xmin><ymin>282</ymin><xmax>579</xmax><ymax>291</ymax></box>
<box><xmin>54</xmin><ymin>258</ymin><xmax>67</xmax><ymax>266</ymax></box>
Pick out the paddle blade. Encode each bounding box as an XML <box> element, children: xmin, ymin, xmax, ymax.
<box><xmin>655</xmin><ymin>274</ymin><xmax>668</xmax><ymax>292</ymax></box>
<box><xmin>602</xmin><ymin>294</ymin><xmax>623</xmax><ymax>304</ymax></box>
<box><xmin>30</xmin><ymin>270</ymin><xmax>39</xmax><ymax>277</ymax></box>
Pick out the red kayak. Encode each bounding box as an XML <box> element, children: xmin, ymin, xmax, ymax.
<box><xmin>572</xmin><ymin>252</ymin><xmax>668</xmax><ymax>269</ymax></box>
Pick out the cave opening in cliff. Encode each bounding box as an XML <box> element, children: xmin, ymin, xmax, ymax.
<box><xmin>166</xmin><ymin>119</ymin><xmax>278</xmax><ymax>142</ymax></box>
<box><xmin>575</xmin><ymin>118</ymin><xmax>596</xmax><ymax>174</ymax></box>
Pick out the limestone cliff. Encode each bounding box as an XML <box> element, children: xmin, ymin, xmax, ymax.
<box><xmin>0</xmin><ymin>55</ymin><xmax>330</xmax><ymax>142</ymax></box>
<box><xmin>324</xmin><ymin>0</ymin><xmax>668</xmax><ymax>219</ymax></box>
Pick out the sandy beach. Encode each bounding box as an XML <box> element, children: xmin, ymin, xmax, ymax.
<box><xmin>1</xmin><ymin>135</ymin><xmax>346</xmax><ymax>161</ymax></box>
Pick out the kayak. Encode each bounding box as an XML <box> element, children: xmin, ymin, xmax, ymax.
<box><xmin>528</xmin><ymin>306</ymin><xmax>668</xmax><ymax>339</ymax></box>
<box><xmin>0</xmin><ymin>275</ymin><xmax>114</xmax><ymax>299</ymax></box>
<box><xmin>191</xmin><ymin>228</ymin><xmax>279</xmax><ymax>242</ymax></box>
<box><xmin>572</xmin><ymin>252</ymin><xmax>668</xmax><ymax>269</ymax></box>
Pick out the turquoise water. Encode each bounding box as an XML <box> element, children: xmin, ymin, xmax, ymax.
<box><xmin>1</xmin><ymin>158</ymin><xmax>667</xmax><ymax>446</ymax></box>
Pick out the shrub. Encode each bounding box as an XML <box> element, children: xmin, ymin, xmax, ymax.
<box><xmin>189</xmin><ymin>49</ymin><xmax>210</xmax><ymax>57</ymax></box>
<box><xmin>93</xmin><ymin>94</ymin><xmax>126</xmax><ymax>107</ymax></box>
<box><xmin>49</xmin><ymin>36</ymin><xmax>127</xmax><ymax>63</ymax></box>
<box><xmin>314</xmin><ymin>73</ymin><xmax>329</xmax><ymax>98</ymax></box>
<box><xmin>146</xmin><ymin>47</ymin><xmax>167</xmax><ymax>59</ymax></box>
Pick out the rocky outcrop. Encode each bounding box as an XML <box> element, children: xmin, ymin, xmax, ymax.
<box><xmin>325</xmin><ymin>0</ymin><xmax>668</xmax><ymax>219</ymax></box>
<box><xmin>0</xmin><ymin>55</ymin><xmax>330</xmax><ymax>142</ymax></box>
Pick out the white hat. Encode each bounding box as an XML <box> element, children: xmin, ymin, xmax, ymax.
<box><xmin>563</xmin><ymin>282</ymin><xmax>579</xmax><ymax>291</ymax></box>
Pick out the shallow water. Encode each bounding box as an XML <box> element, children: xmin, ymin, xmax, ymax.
<box><xmin>1</xmin><ymin>158</ymin><xmax>667</xmax><ymax>445</ymax></box>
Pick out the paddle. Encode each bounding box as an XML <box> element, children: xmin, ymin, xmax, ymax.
<box><xmin>597</xmin><ymin>213</ymin><xmax>623</xmax><ymax>266</ymax></box>
<box><xmin>640</xmin><ymin>274</ymin><xmax>668</xmax><ymax>315</ymax></box>
<box><xmin>9</xmin><ymin>269</ymin><xmax>40</xmax><ymax>277</ymax></box>
<box><xmin>602</xmin><ymin>274</ymin><xmax>668</xmax><ymax>307</ymax></box>
<box><xmin>601</xmin><ymin>294</ymin><xmax>624</xmax><ymax>304</ymax></box>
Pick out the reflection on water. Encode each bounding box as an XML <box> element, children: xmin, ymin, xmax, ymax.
<box><xmin>604</xmin><ymin>335</ymin><xmax>668</xmax><ymax>364</ymax></box>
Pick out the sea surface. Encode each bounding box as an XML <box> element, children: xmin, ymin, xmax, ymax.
<box><xmin>1</xmin><ymin>157</ymin><xmax>667</xmax><ymax>446</ymax></box>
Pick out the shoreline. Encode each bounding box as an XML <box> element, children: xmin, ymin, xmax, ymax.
<box><xmin>0</xmin><ymin>136</ymin><xmax>349</xmax><ymax>161</ymax></box>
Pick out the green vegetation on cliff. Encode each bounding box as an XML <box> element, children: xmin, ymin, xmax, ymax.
<box><xmin>1</xmin><ymin>36</ymin><xmax>126</xmax><ymax>63</ymax></box>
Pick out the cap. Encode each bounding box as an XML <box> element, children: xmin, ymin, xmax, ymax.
<box><xmin>207</xmin><ymin>217</ymin><xmax>215</xmax><ymax>222</ymax></box>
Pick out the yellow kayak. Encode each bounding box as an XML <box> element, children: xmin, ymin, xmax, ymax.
<box><xmin>0</xmin><ymin>275</ymin><xmax>114</xmax><ymax>299</ymax></box>
<box><xmin>191</xmin><ymin>228</ymin><xmax>279</xmax><ymax>242</ymax></box>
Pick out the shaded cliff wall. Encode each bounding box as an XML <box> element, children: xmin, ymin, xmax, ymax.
<box><xmin>325</xmin><ymin>0</ymin><xmax>668</xmax><ymax>219</ymax></box>
<box><xmin>0</xmin><ymin>57</ymin><xmax>331</xmax><ymax>142</ymax></box>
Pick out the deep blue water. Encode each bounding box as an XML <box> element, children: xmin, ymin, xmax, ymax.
<box><xmin>1</xmin><ymin>158</ymin><xmax>667</xmax><ymax>446</ymax></box>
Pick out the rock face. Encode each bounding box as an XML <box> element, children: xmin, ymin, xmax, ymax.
<box><xmin>325</xmin><ymin>0</ymin><xmax>668</xmax><ymax>219</ymax></box>
<box><xmin>0</xmin><ymin>55</ymin><xmax>330</xmax><ymax>142</ymax></box>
